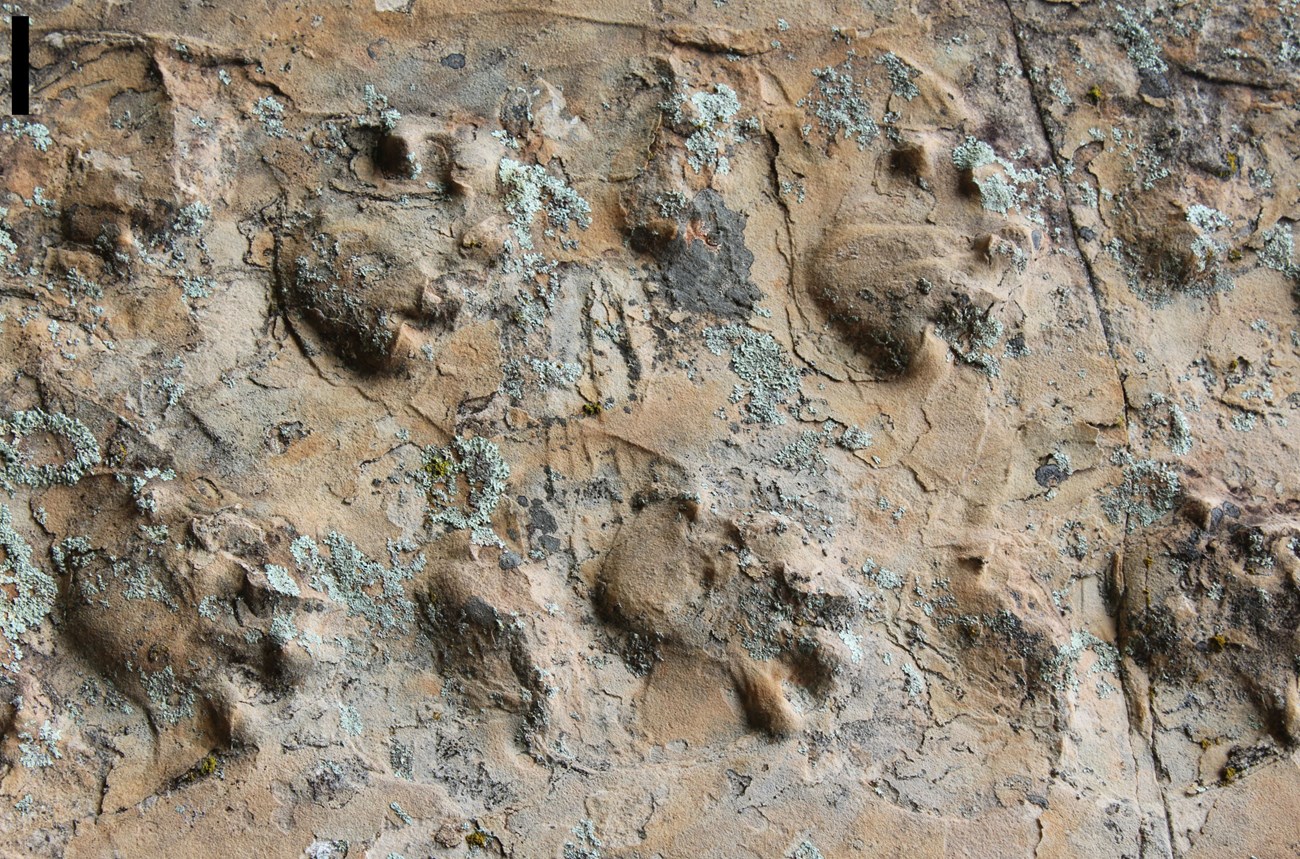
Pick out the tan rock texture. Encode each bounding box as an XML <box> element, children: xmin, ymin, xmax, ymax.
<box><xmin>0</xmin><ymin>1</ymin><xmax>1298</xmax><ymax>856</ymax></box>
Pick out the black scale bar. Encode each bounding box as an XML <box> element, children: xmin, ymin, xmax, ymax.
<box><xmin>11</xmin><ymin>15</ymin><xmax>29</xmax><ymax>115</ymax></box>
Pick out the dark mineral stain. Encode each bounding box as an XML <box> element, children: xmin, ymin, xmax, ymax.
<box><xmin>528</xmin><ymin>499</ymin><xmax>557</xmax><ymax>534</ymax></box>
<box><xmin>1034</xmin><ymin>463</ymin><xmax>1068</xmax><ymax>488</ymax></box>
<box><xmin>527</xmin><ymin>499</ymin><xmax>561</xmax><ymax>553</ymax></box>
<box><xmin>1005</xmin><ymin>332</ymin><xmax>1028</xmax><ymax>357</ymax></box>
<box><xmin>658</xmin><ymin>190</ymin><xmax>759</xmax><ymax>317</ymax></box>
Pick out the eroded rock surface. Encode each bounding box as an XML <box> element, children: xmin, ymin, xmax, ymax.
<box><xmin>1</xmin><ymin>1</ymin><xmax>1298</xmax><ymax>857</ymax></box>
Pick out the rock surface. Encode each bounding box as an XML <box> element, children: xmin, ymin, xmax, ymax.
<box><xmin>0</xmin><ymin>1</ymin><xmax>1298</xmax><ymax>856</ymax></box>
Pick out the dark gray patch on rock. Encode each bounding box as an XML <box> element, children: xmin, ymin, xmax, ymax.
<box><xmin>1035</xmin><ymin>463</ymin><xmax>1068</xmax><ymax>488</ymax></box>
<box><xmin>527</xmin><ymin>499</ymin><xmax>562</xmax><ymax>554</ymax></box>
<box><xmin>528</xmin><ymin>499</ymin><xmax>557</xmax><ymax>535</ymax></box>
<box><xmin>658</xmin><ymin>190</ymin><xmax>759</xmax><ymax>317</ymax></box>
<box><xmin>1138</xmin><ymin>70</ymin><xmax>1171</xmax><ymax>99</ymax></box>
<box><xmin>461</xmin><ymin>595</ymin><xmax>498</xmax><ymax>628</ymax></box>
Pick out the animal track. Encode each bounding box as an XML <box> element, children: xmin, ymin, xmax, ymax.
<box><xmin>598</xmin><ymin>495</ymin><xmax>852</xmax><ymax>736</ymax></box>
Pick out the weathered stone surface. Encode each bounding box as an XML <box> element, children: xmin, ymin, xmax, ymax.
<box><xmin>0</xmin><ymin>2</ymin><xmax>1297</xmax><ymax>856</ymax></box>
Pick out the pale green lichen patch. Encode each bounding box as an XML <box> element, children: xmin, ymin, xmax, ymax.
<box><xmin>1185</xmin><ymin>204</ymin><xmax>1233</xmax><ymax>279</ymax></box>
<box><xmin>972</xmin><ymin>174</ymin><xmax>1018</xmax><ymax>214</ymax></box>
<box><xmin>950</xmin><ymin>136</ymin><xmax>1055</xmax><ymax>219</ymax></box>
<box><xmin>1101</xmin><ymin>454</ymin><xmax>1181</xmax><ymax>532</ymax></box>
<box><xmin>1</xmin><ymin>119</ymin><xmax>52</xmax><ymax>152</ymax></box>
<box><xmin>771</xmin><ymin>430</ymin><xmax>829</xmax><ymax>472</ymax></box>
<box><xmin>419</xmin><ymin>436</ymin><xmax>510</xmax><ymax>547</ymax></box>
<box><xmin>51</xmin><ymin>535</ymin><xmax>93</xmax><ymax>577</ymax></box>
<box><xmin>1042</xmin><ymin>630</ymin><xmax>1120</xmax><ymax>697</ymax></box>
<box><xmin>877</xmin><ymin>52</ymin><xmax>920</xmax><ymax>101</ymax></box>
<box><xmin>290</xmin><ymin>531</ymin><xmax>422</xmax><ymax>632</ymax></box>
<box><xmin>838</xmin><ymin>425</ymin><xmax>873</xmax><ymax>451</ymax></box>
<box><xmin>251</xmin><ymin>96</ymin><xmax>288</xmax><ymax>138</ymax></box>
<box><xmin>143</xmin><ymin>665</ymin><xmax>196</xmax><ymax>725</ymax></box>
<box><xmin>0</xmin><ymin>216</ymin><xmax>17</xmax><ymax>266</ymax></box>
<box><xmin>704</xmin><ymin>325</ymin><xmax>800</xmax><ymax>425</ymax></box>
<box><xmin>17</xmin><ymin>721</ymin><xmax>62</xmax><ymax>768</ymax></box>
<box><xmin>264</xmin><ymin>563</ymin><xmax>302</xmax><ymax>597</ymax></box>
<box><xmin>788</xmin><ymin>841</ymin><xmax>825</xmax><ymax>859</ymax></box>
<box><xmin>668</xmin><ymin>84</ymin><xmax>745</xmax><ymax>174</ymax></box>
<box><xmin>337</xmin><ymin>703</ymin><xmax>363</xmax><ymax>736</ymax></box>
<box><xmin>563</xmin><ymin>819</ymin><xmax>602</xmax><ymax>859</ymax></box>
<box><xmin>1143</xmin><ymin>393</ymin><xmax>1193</xmax><ymax>456</ymax></box>
<box><xmin>269</xmin><ymin>610</ymin><xmax>297</xmax><ymax>645</ymax></box>
<box><xmin>901</xmin><ymin>663</ymin><xmax>926</xmax><ymax>700</ymax></box>
<box><xmin>500</xmin><ymin>357</ymin><xmax>582</xmax><ymax>400</ymax></box>
<box><xmin>173</xmin><ymin>202</ymin><xmax>210</xmax><ymax>238</ymax></box>
<box><xmin>361</xmin><ymin>84</ymin><xmax>402</xmax><ymax>131</ymax></box>
<box><xmin>1110</xmin><ymin>4</ymin><xmax>1168</xmax><ymax>76</ymax></box>
<box><xmin>498</xmin><ymin>157</ymin><xmax>591</xmax><ymax>253</ymax></box>
<box><xmin>934</xmin><ymin>296</ymin><xmax>1004</xmax><ymax>375</ymax></box>
<box><xmin>0</xmin><ymin>409</ymin><xmax>101</xmax><ymax>493</ymax></box>
<box><xmin>390</xmin><ymin>739</ymin><xmax>414</xmax><ymax>779</ymax></box>
<box><xmin>799</xmin><ymin>56</ymin><xmax>880</xmax><ymax>150</ymax></box>
<box><xmin>1168</xmin><ymin>402</ymin><xmax>1193</xmax><ymax>456</ymax></box>
<box><xmin>1259</xmin><ymin>222</ymin><xmax>1295</xmax><ymax>275</ymax></box>
<box><xmin>55</xmin><ymin>533</ymin><xmax>175</xmax><ymax>607</ymax></box>
<box><xmin>0</xmin><ymin>504</ymin><xmax>55</xmax><ymax>667</ymax></box>
<box><xmin>951</xmin><ymin>137</ymin><xmax>996</xmax><ymax>171</ymax></box>
<box><xmin>116</xmin><ymin>466</ymin><xmax>174</xmax><ymax>515</ymax></box>
<box><xmin>861</xmin><ymin>558</ymin><xmax>904</xmax><ymax>590</ymax></box>
<box><xmin>389</xmin><ymin>801</ymin><xmax>413</xmax><ymax>825</ymax></box>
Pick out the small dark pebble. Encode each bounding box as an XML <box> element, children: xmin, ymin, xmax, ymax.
<box><xmin>441</xmin><ymin>53</ymin><xmax>466</xmax><ymax>70</ymax></box>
